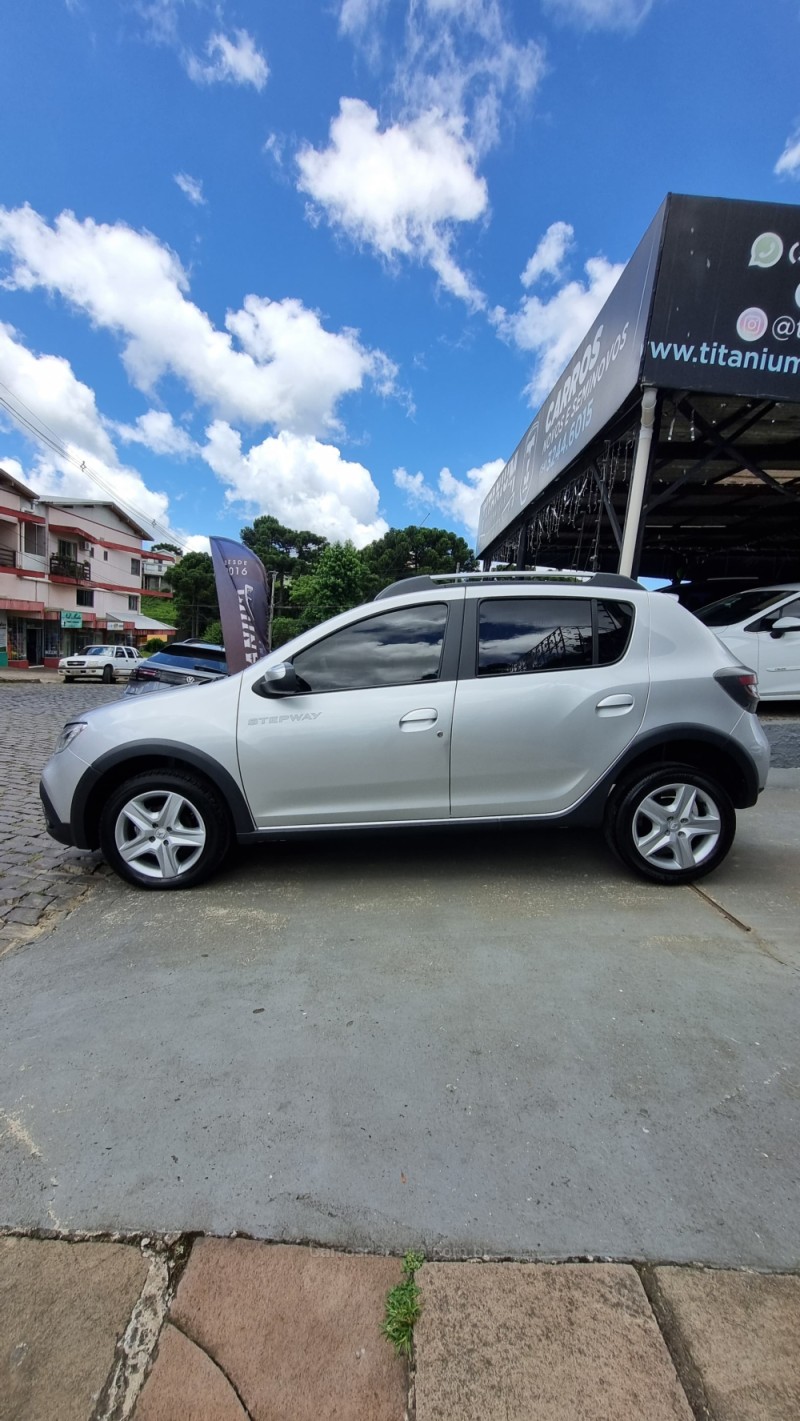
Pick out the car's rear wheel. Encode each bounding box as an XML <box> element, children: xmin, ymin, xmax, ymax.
<box><xmin>99</xmin><ymin>771</ymin><xmax>232</xmax><ymax>890</ymax></box>
<box><xmin>604</xmin><ymin>763</ymin><xmax>735</xmax><ymax>885</ymax></box>
<box><xmin>102</xmin><ymin>664</ymin><xmax>114</xmax><ymax>683</ymax></box>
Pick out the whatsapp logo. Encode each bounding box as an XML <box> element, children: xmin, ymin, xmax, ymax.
<box><xmin>749</xmin><ymin>232</ymin><xmax>784</xmax><ymax>269</ymax></box>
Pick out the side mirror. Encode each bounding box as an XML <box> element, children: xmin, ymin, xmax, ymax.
<box><xmin>769</xmin><ymin>616</ymin><xmax>800</xmax><ymax>639</ymax></box>
<box><xmin>253</xmin><ymin>661</ymin><xmax>305</xmax><ymax>697</ymax></box>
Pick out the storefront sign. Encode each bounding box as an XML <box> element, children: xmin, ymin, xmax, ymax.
<box><xmin>106</xmin><ymin>620</ymin><xmax>124</xmax><ymax>630</ymax></box>
<box><xmin>60</xmin><ymin>611</ymin><xmax>83</xmax><ymax>628</ymax></box>
<box><xmin>0</xmin><ymin>614</ymin><xmax>7</xmax><ymax>650</ymax></box>
<box><xmin>644</xmin><ymin>194</ymin><xmax>800</xmax><ymax>400</ymax></box>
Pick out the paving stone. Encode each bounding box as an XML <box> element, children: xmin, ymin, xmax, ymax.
<box><xmin>134</xmin><ymin>1323</ymin><xmax>249</xmax><ymax>1421</ymax></box>
<box><xmin>4</xmin><ymin>907</ymin><xmax>42</xmax><ymax>926</ymax></box>
<box><xmin>414</xmin><ymin>1262</ymin><xmax>693</xmax><ymax>1421</ymax></box>
<box><xmin>168</xmin><ymin>1239</ymin><xmax>407</xmax><ymax>1421</ymax></box>
<box><xmin>653</xmin><ymin>1267</ymin><xmax>800</xmax><ymax>1421</ymax></box>
<box><xmin>0</xmin><ymin>1236</ymin><xmax>148</xmax><ymax>1421</ymax></box>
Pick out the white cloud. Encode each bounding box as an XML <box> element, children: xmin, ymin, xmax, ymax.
<box><xmin>338</xmin><ymin>0</ymin><xmax>388</xmax><ymax>37</ymax></box>
<box><xmin>521</xmin><ymin>220</ymin><xmax>574</xmax><ymax>286</ymax></box>
<box><xmin>174</xmin><ymin>172</ymin><xmax>206</xmax><ymax>206</ymax></box>
<box><xmin>394</xmin><ymin>456</ymin><xmax>503</xmax><ymax>535</ymax></box>
<box><xmin>775</xmin><ymin>126</ymin><xmax>800</xmax><ymax>179</ymax></box>
<box><xmin>0</xmin><ymin>205</ymin><xmax>396</xmax><ymax>435</ymax></box>
<box><xmin>186</xmin><ymin>29</ymin><xmax>269</xmax><ymax>90</ymax></box>
<box><xmin>183</xmin><ymin>534</ymin><xmax>211</xmax><ymax>553</ymax></box>
<box><xmin>0</xmin><ymin>322</ymin><xmax>171</xmax><ymax>529</ymax></box>
<box><xmin>202</xmin><ymin>421</ymin><xmax>389</xmax><ymax>546</ymax></box>
<box><xmin>116</xmin><ymin>410</ymin><xmax>197</xmax><ymax>459</ymax></box>
<box><xmin>543</xmin><ymin>0</ymin><xmax>654</xmax><ymax>29</ymax></box>
<box><xmin>297</xmin><ymin>99</ymin><xmax>487</xmax><ymax>308</ymax></box>
<box><xmin>401</xmin><ymin>0</ymin><xmax>545</xmax><ymax>154</ymax></box>
<box><xmin>493</xmin><ymin>250</ymin><xmax>624</xmax><ymax>403</ymax></box>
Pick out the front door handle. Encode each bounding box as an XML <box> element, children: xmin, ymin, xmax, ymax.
<box><xmin>399</xmin><ymin>708</ymin><xmax>439</xmax><ymax>732</ymax></box>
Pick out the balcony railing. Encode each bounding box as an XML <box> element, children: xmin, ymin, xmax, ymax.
<box><xmin>0</xmin><ymin>547</ymin><xmax>16</xmax><ymax>569</ymax></box>
<box><xmin>50</xmin><ymin>555</ymin><xmax>91</xmax><ymax>582</ymax></box>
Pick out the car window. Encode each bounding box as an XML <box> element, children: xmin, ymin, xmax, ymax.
<box><xmin>149</xmin><ymin>648</ymin><xmax>228</xmax><ymax>674</ymax></box>
<box><xmin>292</xmin><ymin>604</ymin><xmax>448</xmax><ymax>693</ymax></box>
<box><xmin>116</xmin><ymin>647</ymin><xmax>127</xmax><ymax>658</ymax></box>
<box><xmin>126</xmin><ymin>647</ymin><xmax>137</xmax><ymax>658</ymax></box>
<box><xmin>478</xmin><ymin>598</ymin><xmax>593</xmax><ymax>676</ymax></box>
<box><xmin>86</xmin><ymin>647</ymin><xmax>107</xmax><ymax>656</ymax></box>
<box><xmin>477</xmin><ymin>598</ymin><xmax>634</xmax><ymax>676</ymax></box>
<box><xmin>695</xmin><ymin>589</ymin><xmax>793</xmax><ymax>627</ymax></box>
<box><xmin>778</xmin><ymin>598</ymin><xmax>800</xmax><ymax>621</ymax></box>
<box><xmin>596</xmin><ymin>600</ymin><xmax>635</xmax><ymax>664</ymax></box>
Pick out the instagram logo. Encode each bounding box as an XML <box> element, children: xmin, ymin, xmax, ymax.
<box><xmin>736</xmin><ymin>307</ymin><xmax>769</xmax><ymax>342</ymax></box>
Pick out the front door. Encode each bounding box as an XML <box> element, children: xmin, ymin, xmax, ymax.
<box><xmin>237</xmin><ymin>601</ymin><xmax>460</xmax><ymax>827</ymax></box>
<box><xmin>752</xmin><ymin>596</ymin><xmax>800</xmax><ymax>698</ymax></box>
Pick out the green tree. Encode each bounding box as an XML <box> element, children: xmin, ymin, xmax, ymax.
<box><xmin>240</xmin><ymin>516</ymin><xmax>328</xmax><ymax>618</ymax></box>
<box><xmin>291</xmin><ymin>542</ymin><xmax>371</xmax><ymax>629</ymax></box>
<box><xmin>165</xmin><ymin>552</ymin><xmax>219</xmax><ymax>640</ymax></box>
<box><xmin>201</xmin><ymin>619</ymin><xmax>224</xmax><ymax>645</ymax></box>
<box><xmin>150</xmin><ymin>542</ymin><xmax>182</xmax><ymax>555</ymax></box>
<box><xmin>361</xmin><ymin>525</ymin><xmax>477</xmax><ymax>594</ymax></box>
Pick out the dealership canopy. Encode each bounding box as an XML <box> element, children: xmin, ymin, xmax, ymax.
<box><xmin>477</xmin><ymin>194</ymin><xmax>800</xmax><ymax>585</ymax></box>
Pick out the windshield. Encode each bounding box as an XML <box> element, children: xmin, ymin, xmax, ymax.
<box><xmin>695</xmin><ymin>589</ymin><xmax>791</xmax><ymax>627</ymax></box>
<box><xmin>85</xmin><ymin>646</ymin><xmax>109</xmax><ymax>656</ymax></box>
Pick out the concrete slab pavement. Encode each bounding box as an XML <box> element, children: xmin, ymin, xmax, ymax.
<box><xmin>2</xmin><ymin>1239</ymin><xmax>799</xmax><ymax>1421</ymax></box>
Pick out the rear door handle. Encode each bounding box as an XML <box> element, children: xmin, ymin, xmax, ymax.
<box><xmin>399</xmin><ymin>708</ymin><xmax>439</xmax><ymax>732</ymax></box>
<box><xmin>595</xmin><ymin>694</ymin><xmax>635</xmax><ymax>716</ymax></box>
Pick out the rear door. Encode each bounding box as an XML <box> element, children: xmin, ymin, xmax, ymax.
<box><xmin>237</xmin><ymin>597</ymin><xmax>463</xmax><ymax>827</ymax></box>
<box><xmin>450</xmin><ymin>592</ymin><xmax>649</xmax><ymax>818</ymax></box>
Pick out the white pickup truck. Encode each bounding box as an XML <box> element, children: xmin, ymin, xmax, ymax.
<box><xmin>58</xmin><ymin>644</ymin><xmax>143</xmax><ymax>683</ymax></box>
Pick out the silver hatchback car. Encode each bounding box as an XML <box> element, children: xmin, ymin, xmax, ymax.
<box><xmin>40</xmin><ymin>572</ymin><xmax>770</xmax><ymax>890</ymax></box>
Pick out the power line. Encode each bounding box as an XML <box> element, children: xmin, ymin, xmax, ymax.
<box><xmin>0</xmin><ymin>381</ymin><xmax>188</xmax><ymax>552</ymax></box>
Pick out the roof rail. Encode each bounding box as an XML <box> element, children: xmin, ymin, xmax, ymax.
<box><xmin>374</xmin><ymin>570</ymin><xmax>641</xmax><ymax>600</ymax></box>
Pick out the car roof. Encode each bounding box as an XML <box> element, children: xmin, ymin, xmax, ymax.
<box><xmin>374</xmin><ymin>571</ymin><xmax>642</xmax><ymax>601</ymax></box>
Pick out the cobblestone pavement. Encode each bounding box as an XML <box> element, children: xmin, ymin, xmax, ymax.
<box><xmin>0</xmin><ymin>683</ymin><xmax>122</xmax><ymax>957</ymax></box>
<box><xmin>0</xmin><ymin>681</ymin><xmax>798</xmax><ymax>958</ymax></box>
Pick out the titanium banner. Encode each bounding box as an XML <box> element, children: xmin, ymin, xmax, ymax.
<box><xmin>209</xmin><ymin>536</ymin><xmax>273</xmax><ymax>674</ymax></box>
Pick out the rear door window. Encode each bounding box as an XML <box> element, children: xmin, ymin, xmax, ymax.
<box><xmin>478</xmin><ymin>598</ymin><xmax>633</xmax><ymax>676</ymax></box>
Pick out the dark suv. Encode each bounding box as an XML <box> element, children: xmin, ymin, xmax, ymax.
<box><xmin>125</xmin><ymin>641</ymin><xmax>228</xmax><ymax>696</ymax></box>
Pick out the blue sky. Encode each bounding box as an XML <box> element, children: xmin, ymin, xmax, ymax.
<box><xmin>1</xmin><ymin>0</ymin><xmax>799</xmax><ymax>552</ymax></box>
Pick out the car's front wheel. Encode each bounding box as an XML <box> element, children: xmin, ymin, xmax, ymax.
<box><xmin>99</xmin><ymin>771</ymin><xmax>232</xmax><ymax>890</ymax></box>
<box><xmin>102</xmin><ymin>664</ymin><xmax>114</xmax><ymax>683</ymax></box>
<box><xmin>604</xmin><ymin>763</ymin><xmax>735</xmax><ymax>885</ymax></box>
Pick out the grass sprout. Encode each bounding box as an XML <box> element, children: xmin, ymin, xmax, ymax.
<box><xmin>381</xmin><ymin>1251</ymin><xmax>425</xmax><ymax>1357</ymax></box>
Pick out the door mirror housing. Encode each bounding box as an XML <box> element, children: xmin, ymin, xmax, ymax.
<box><xmin>769</xmin><ymin>616</ymin><xmax>800</xmax><ymax>639</ymax></box>
<box><xmin>253</xmin><ymin>661</ymin><xmax>305</xmax><ymax>697</ymax></box>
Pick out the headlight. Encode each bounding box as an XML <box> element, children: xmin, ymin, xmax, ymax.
<box><xmin>54</xmin><ymin>721</ymin><xmax>87</xmax><ymax>754</ymax></box>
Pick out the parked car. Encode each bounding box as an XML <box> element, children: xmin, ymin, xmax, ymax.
<box><xmin>58</xmin><ymin>644</ymin><xmax>142</xmax><ymax>683</ymax></box>
<box><xmin>125</xmin><ymin>641</ymin><xmax>228</xmax><ymax>696</ymax></box>
<box><xmin>693</xmin><ymin>584</ymin><xmax>800</xmax><ymax>701</ymax></box>
<box><xmin>40</xmin><ymin>571</ymin><xmax>769</xmax><ymax>891</ymax></box>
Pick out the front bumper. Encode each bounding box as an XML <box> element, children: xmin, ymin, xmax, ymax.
<box><xmin>39</xmin><ymin>781</ymin><xmax>75</xmax><ymax>846</ymax></box>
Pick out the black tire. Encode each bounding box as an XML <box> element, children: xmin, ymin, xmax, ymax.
<box><xmin>99</xmin><ymin>770</ymin><xmax>232</xmax><ymax>890</ymax></box>
<box><xmin>63</xmin><ymin>676</ymin><xmax>74</xmax><ymax>683</ymax></box>
<box><xmin>102</xmin><ymin>664</ymin><xmax>114</xmax><ymax>683</ymax></box>
<box><xmin>604</xmin><ymin>762</ymin><xmax>735</xmax><ymax>885</ymax></box>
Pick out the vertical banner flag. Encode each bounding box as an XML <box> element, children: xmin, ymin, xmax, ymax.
<box><xmin>209</xmin><ymin>537</ymin><xmax>273</xmax><ymax>674</ymax></box>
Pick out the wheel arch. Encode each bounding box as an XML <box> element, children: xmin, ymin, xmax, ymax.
<box><xmin>607</xmin><ymin>727</ymin><xmax>759</xmax><ymax>809</ymax></box>
<box><xmin>71</xmin><ymin>742</ymin><xmax>255</xmax><ymax>850</ymax></box>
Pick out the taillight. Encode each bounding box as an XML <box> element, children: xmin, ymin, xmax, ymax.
<box><xmin>714</xmin><ymin>668</ymin><xmax>759</xmax><ymax>710</ymax></box>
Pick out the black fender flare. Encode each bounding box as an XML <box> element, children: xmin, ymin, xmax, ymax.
<box><xmin>70</xmin><ymin>741</ymin><xmax>255</xmax><ymax>849</ymax></box>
